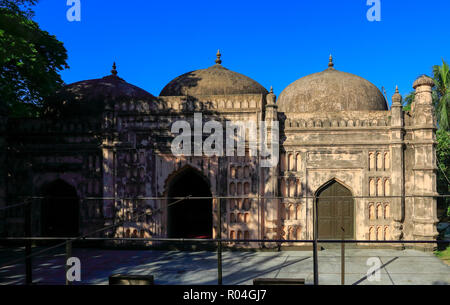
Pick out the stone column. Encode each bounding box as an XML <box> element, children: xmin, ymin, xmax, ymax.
<box><xmin>390</xmin><ymin>87</ymin><xmax>405</xmax><ymax>245</ymax></box>
<box><xmin>262</xmin><ymin>88</ymin><xmax>279</xmax><ymax>245</ymax></box>
<box><xmin>411</xmin><ymin>75</ymin><xmax>439</xmax><ymax>250</ymax></box>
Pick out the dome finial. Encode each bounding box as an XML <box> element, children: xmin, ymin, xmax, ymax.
<box><xmin>215</xmin><ymin>49</ymin><xmax>222</xmax><ymax>65</ymax></box>
<box><xmin>111</xmin><ymin>62</ymin><xmax>118</xmax><ymax>76</ymax></box>
<box><xmin>328</xmin><ymin>54</ymin><xmax>334</xmax><ymax>69</ymax></box>
<box><xmin>392</xmin><ymin>85</ymin><xmax>403</xmax><ymax>105</ymax></box>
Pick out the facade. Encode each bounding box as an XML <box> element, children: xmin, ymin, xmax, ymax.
<box><xmin>0</xmin><ymin>53</ymin><xmax>439</xmax><ymax>249</ymax></box>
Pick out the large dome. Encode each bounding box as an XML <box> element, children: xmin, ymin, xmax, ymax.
<box><xmin>278</xmin><ymin>57</ymin><xmax>387</xmax><ymax>113</ymax></box>
<box><xmin>46</xmin><ymin>63</ymin><xmax>155</xmax><ymax>116</ymax></box>
<box><xmin>160</xmin><ymin>51</ymin><xmax>268</xmax><ymax>97</ymax></box>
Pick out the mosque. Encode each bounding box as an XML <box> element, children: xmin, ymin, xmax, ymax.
<box><xmin>0</xmin><ymin>52</ymin><xmax>439</xmax><ymax>249</ymax></box>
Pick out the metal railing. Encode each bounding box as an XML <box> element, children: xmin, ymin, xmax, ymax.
<box><xmin>0</xmin><ymin>194</ymin><xmax>449</xmax><ymax>285</ymax></box>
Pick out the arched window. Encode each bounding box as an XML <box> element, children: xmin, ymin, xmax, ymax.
<box><xmin>376</xmin><ymin>153</ymin><xmax>383</xmax><ymax>170</ymax></box>
<box><xmin>376</xmin><ymin>203</ymin><xmax>382</xmax><ymax>220</ymax></box>
<box><xmin>377</xmin><ymin>179</ymin><xmax>383</xmax><ymax>196</ymax></box>
<box><xmin>289</xmin><ymin>180</ymin><xmax>296</xmax><ymax>197</ymax></box>
<box><xmin>376</xmin><ymin>227</ymin><xmax>382</xmax><ymax>241</ymax></box>
<box><xmin>237</xmin><ymin>230</ymin><xmax>243</xmax><ymax>240</ymax></box>
<box><xmin>230</xmin><ymin>231</ymin><xmax>235</xmax><ymax>240</ymax></box>
<box><xmin>296</xmin><ymin>154</ymin><xmax>302</xmax><ymax>172</ymax></box>
<box><xmin>288</xmin><ymin>153</ymin><xmax>295</xmax><ymax>171</ymax></box>
<box><xmin>290</xmin><ymin>205</ymin><xmax>296</xmax><ymax>220</ymax></box>
<box><xmin>244</xmin><ymin>166</ymin><xmax>250</xmax><ymax>178</ymax></box>
<box><xmin>237</xmin><ymin>182</ymin><xmax>242</xmax><ymax>195</ymax></box>
<box><xmin>369</xmin><ymin>227</ymin><xmax>375</xmax><ymax>240</ymax></box>
<box><xmin>369</xmin><ymin>153</ymin><xmax>375</xmax><ymax>170</ymax></box>
<box><xmin>280</xmin><ymin>153</ymin><xmax>286</xmax><ymax>172</ymax></box>
<box><xmin>384</xmin><ymin>152</ymin><xmax>390</xmax><ymax>170</ymax></box>
<box><xmin>369</xmin><ymin>203</ymin><xmax>375</xmax><ymax>220</ymax></box>
<box><xmin>280</xmin><ymin>203</ymin><xmax>286</xmax><ymax>221</ymax></box>
<box><xmin>280</xmin><ymin>178</ymin><xmax>286</xmax><ymax>197</ymax></box>
<box><xmin>384</xmin><ymin>179</ymin><xmax>390</xmax><ymax>196</ymax></box>
<box><xmin>237</xmin><ymin>167</ymin><xmax>244</xmax><ymax>179</ymax></box>
<box><xmin>230</xmin><ymin>166</ymin><xmax>236</xmax><ymax>179</ymax></box>
<box><xmin>369</xmin><ymin>179</ymin><xmax>375</xmax><ymax>196</ymax></box>
<box><xmin>244</xmin><ymin>231</ymin><xmax>250</xmax><ymax>241</ymax></box>
<box><xmin>384</xmin><ymin>204</ymin><xmax>390</xmax><ymax>219</ymax></box>
<box><xmin>243</xmin><ymin>199</ymin><xmax>250</xmax><ymax>210</ymax></box>
<box><xmin>229</xmin><ymin>182</ymin><xmax>236</xmax><ymax>195</ymax></box>
<box><xmin>384</xmin><ymin>227</ymin><xmax>390</xmax><ymax>240</ymax></box>
<box><xmin>244</xmin><ymin>182</ymin><xmax>250</xmax><ymax>195</ymax></box>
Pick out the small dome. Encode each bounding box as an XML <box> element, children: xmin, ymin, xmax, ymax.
<box><xmin>278</xmin><ymin>57</ymin><xmax>387</xmax><ymax>113</ymax></box>
<box><xmin>46</xmin><ymin>64</ymin><xmax>155</xmax><ymax>116</ymax></box>
<box><xmin>160</xmin><ymin>51</ymin><xmax>268</xmax><ymax>97</ymax></box>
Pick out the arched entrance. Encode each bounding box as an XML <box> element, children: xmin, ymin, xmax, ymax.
<box><xmin>316</xmin><ymin>180</ymin><xmax>354</xmax><ymax>239</ymax></box>
<box><xmin>167</xmin><ymin>167</ymin><xmax>213</xmax><ymax>238</ymax></box>
<box><xmin>41</xmin><ymin>179</ymin><xmax>79</xmax><ymax>237</ymax></box>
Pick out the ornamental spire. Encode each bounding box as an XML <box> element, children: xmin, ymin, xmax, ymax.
<box><xmin>392</xmin><ymin>85</ymin><xmax>403</xmax><ymax>105</ymax></box>
<box><xmin>328</xmin><ymin>54</ymin><xmax>334</xmax><ymax>69</ymax></box>
<box><xmin>215</xmin><ymin>49</ymin><xmax>222</xmax><ymax>65</ymax></box>
<box><xmin>111</xmin><ymin>62</ymin><xmax>118</xmax><ymax>76</ymax></box>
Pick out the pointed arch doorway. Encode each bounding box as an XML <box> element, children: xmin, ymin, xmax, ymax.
<box><xmin>41</xmin><ymin>179</ymin><xmax>79</xmax><ymax>237</ymax></box>
<box><xmin>316</xmin><ymin>180</ymin><xmax>354</xmax><ymax>239</ymax></box>
<box><xmin>167</xmin><ymin>167</ymin><xmax>213</xmax><ymax>238</ymax></box>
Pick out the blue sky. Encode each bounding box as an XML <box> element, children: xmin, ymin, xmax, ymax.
<box><xmin>34</xmin><ymin>0</ymin><xmax>450</xmax><ymax>105</ymax></box>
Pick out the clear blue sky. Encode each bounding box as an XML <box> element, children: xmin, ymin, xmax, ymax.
<box><xmin>34</xmin><ymin>0</ymin><xmax>450</xmax><ymax>106</ymax></box>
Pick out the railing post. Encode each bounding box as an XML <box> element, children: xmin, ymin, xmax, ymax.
<box><xmin>313</xmin><ymin>195</ymin><xmax>319</xmax><ymax>285</ymax></box>
<box><xmin>24</xmin><ymin>198</ymin><xmax>32</xmax><ymax>285</ymax></box>
<box><xmin>217</xmin><ymin>197</ymin><xmax>222</xmax><ymax>285</ymax></box>
<box><xmin>65</xmin><ymin>239</ymin><xmax>73</xmax><ymax>285</ymax></box>
<box><xmin>341</xmin><ymin>226</ymin><xmax>345</xmax><ymax>285</ymax></box>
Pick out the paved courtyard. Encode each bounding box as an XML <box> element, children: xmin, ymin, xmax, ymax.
<box><xmin>0</xmin><ymin>247</ymin><xmax>449</xmax><ymax>285</ymax></box>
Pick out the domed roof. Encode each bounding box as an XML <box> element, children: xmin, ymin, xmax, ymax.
<box><xmin>160</xmin><ymin>51</ymin><xmax>268</xmax><ymax>97</ymax></box>
<box><xmin>46</xmin><ymin>63</ymin><xmax>155</xmax><ymax>116</ymax></box>
<box><xmin>278</xmin><ymin>56</ymin><xmax>387</xmax><ymax>113</ymax></box>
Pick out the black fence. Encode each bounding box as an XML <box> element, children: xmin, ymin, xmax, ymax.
<box><xmin>0</xmin><ymin>195</ymin><xmax>449</xmax><ymax>285</ymax></box>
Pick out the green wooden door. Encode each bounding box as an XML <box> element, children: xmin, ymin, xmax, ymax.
<box><xmin>317</xmin><ymin>181</ymin><xmax>354</xmax><ymax>239</ymax></box>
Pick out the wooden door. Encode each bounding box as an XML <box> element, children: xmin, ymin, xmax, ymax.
<box><xmin>317</xmin><ymin>181</ymin><xmax>354</xmax><ymax>239</ymax></box>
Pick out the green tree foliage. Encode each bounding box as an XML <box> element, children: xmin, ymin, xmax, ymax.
<box><xmin>403</xmin><ymin>59</ymin><xmax>450</xmax><ymax>131</ymax></box>
<box><xmin>436</xmin><ymin>129</ymin><xmax>450</xmax><ymax>217</ymax></box>
<box><xmin>0</xmin><ymin>0</ymin><xmax>68</xmax><ymax>117</ymax></box>
<box><xmin>402</xmin><ymin>92</ymin><xmax>415</xmax><ymax>112</ymax></box>
<box><xmin>432</xmin><ymin>59</ymin><xmax>450</xmax><ymax>131</ymax></box>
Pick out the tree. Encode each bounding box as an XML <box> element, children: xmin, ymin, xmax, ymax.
<box><xmin>432</xmin><ymin>59</ymin><xmax>450</xmax><ymax>131</ymax></box>
<box><xmin>403</xmin><ymin>59</ymin><xmax>450</xmax><ymax>131</ymax></box>
<box><xmin>402</xmin><ymin>92</ymin><xmax>415</xmax><ymax>112</ymax></box>
<box><xmin>436</xmin><ymin>129</ymin><xmax>450</xmax><ymax>217</ymax></box>
<box><xmin>0</xmin><ymin>0</ymin><xmax>68</xmax><ymax>117</ymax></box>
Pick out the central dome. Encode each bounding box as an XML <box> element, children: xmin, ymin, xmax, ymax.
<box><xmin>160</xmin><ymin>51</ymin><xmax>268</xmax><ymax>97</ymax></box>
<box><xmin>278</xmin><ymin>57</ymin><xmax>387</xmax><ymax>113</ymax></box>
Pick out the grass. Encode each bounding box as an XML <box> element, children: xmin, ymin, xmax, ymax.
<box><xmin>435</xmin><ymin>246</ymin><xmax>450</xmax><ymax>266</ymax></box>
